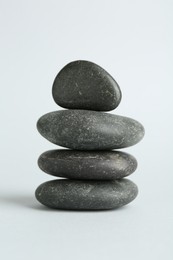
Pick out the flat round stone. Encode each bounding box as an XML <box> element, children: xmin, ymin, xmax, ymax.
<box><xmin>35</xmin><ymin>179</ymin><xmax>138</xmax><ymax>210</ymax></box>
<box><xmin>37</xmin><ymin>110</ymin><xmax>145</xmax><ymax>150</ymax></box>
<box><xmin>38</xmin><ymin>150</ymin><xmax>137</xmax><ymax>180</ymax></box>
<box><xmin>52</xmin><ymin>60</ymin><xmax>122</xmax><ymax>111</ymax></box>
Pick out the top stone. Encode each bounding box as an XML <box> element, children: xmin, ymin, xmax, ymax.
<box><xmin>52</xmin><ymin>60</ymin><xmax>122</xmax><ymax>111</ymax></box>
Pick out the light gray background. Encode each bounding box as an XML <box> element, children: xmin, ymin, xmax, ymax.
<box><xmin>0</xmin><ymin>0</ymin><xmax>172</xmax><ymax>259</ymax></box>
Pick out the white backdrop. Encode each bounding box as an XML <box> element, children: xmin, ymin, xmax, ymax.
<box><xmin>0</xmin><ymin>0</ymin><xmax>173</xmax><ymax>259</ymax></box>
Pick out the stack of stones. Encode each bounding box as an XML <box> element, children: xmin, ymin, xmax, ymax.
<box><xmin>35</xmin><ymin>60</ymin><xmax>145</xmax><ymax>210</ymax></box>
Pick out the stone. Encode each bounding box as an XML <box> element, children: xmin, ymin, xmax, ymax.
<box><xmin>37</xmin><ymin>110</ymin><xmax>145</xmax><ymax>150</ymax></box>
<box><xmin>35</xmin><ymin>179</ymin><xmax>138</xmax><ymax>210</ymax></box>
<box><xmin>38</xmin><ymin>150</ymin><xmax>137</xmax><ymax>180</ymax></box>
<box><xmin>52</xmin><ymin>60</ymin><xmax>122</xmax><ymax>111</ymax></box>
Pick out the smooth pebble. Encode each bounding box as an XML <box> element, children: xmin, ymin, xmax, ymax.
<box><xmin>35</xmin><ymin>179</ymin><xmax>138</xmax><ymax>210</ymax></box>
<box><xmin>52</xmin><ymin>60</ymin><xmax>122</xmax><ymax>111</ymax></box>
<box><xmin>38</xmin><ymin>150</ymin><xmax>138</xmax><ymax>180</ymax></box>
<box><xmin>37</xmin><ymin>110</ymin><xmax>145</xmax><ymax>150</ymax></box>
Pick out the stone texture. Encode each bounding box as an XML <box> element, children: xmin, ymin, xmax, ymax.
<box><xmin>37</xmin><ymin>110</ymin><xmax>145</xmax><ymax>150</ymax></box>
<box><xmin>35</xmin><ymin>179</ymin><xmax>138</xmax><ymax>210</ymax></box>
<box><xmin>38</xmin><ymin>150</ymin><xmax>137</xmax><ymax>180</ymax></box>
<box><xmin>52</xmin><ymin>60</ymin><xmax>122</xmax><ymax>111</ymax></box>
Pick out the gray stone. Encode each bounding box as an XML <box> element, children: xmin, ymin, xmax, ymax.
<box><xmin>35</xmin><ymin>179</ymin><xmax>138</xmax><ymax>210</ymax></box>
<box><xmin>52</xmin><ymin>60</ymin><xmax>122</xmax><ymax>111</ymax></box>
<box><xmin>37</xmin><ymin>110</ymin><xmax>145</xmax><ymax>150</ymax></box>
<box><xmin>38</xmin><ymin>150</ymin><xmax>137</xmax><ymax>180</ymax></box>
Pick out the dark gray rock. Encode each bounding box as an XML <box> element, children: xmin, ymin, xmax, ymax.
<box><xmin>38</xmin><ymin>150</ymin><xmax>137</xmax><ymax>180</ymax></box>
<box><xmin>52</xmin><ymin>60</ymin><xmax>122</xmax><ymax>111</ymax></box>
<box><xmin>37</xmin><ymin>110</ymin><xmax>145</xmax><ymax>150</ymax></box>
<box><xmin>35</xmin><ymin>179</ymin><xmax>138</xmax><ymax>210</ymax></box>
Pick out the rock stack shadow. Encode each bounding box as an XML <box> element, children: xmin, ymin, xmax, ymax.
<box><xmin>35</xmin><ymin>60</ymin><xmax>145</xmax><ymax>210</ymax></box>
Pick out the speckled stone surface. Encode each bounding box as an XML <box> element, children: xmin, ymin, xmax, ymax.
<box><xmin>37</xmin><ymin>110</ymin><xmax>145</xmax><ymax>150</ymax></box>
<box><xmin>52</xmin><ymin>60</ymin><xmax>122</xmax><ymax>111</ymax></box>
<box><xmin>35</xmin><ymin>179</ymin><xmax>138</xmax><ymax>210</ymax></box>
<box><xmin>38</xmin><ymin>150</ymin><xmax>137</xmax><ymax>180</ymax></box>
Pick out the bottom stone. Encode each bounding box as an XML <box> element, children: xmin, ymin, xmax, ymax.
<box><xmin>35</xmin><ymin>179</ymin><xmax>138</xmax><ymax>210</ymax></box>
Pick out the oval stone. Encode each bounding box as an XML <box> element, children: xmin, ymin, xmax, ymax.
<box><xmin>37</xmin><ymin>110</ymin><xmax>145</xmax><ymax>150</ymax></box>
<box><xmin>35</xmin><ymin>179</ymin><xmax>138</xmax><ymax>210</ymax></box>
<box><xmin>52</xmin><ymin>60</ymin><xmax>122</xmax><ymax>111</ymax></box>
<box><xmin>38</xmin><ymin>150</ymin><xmax>137</xmax><ymax>180</ymax></box>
